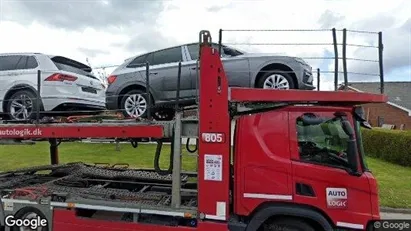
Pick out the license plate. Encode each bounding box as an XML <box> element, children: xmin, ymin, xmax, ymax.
<box><xmin>81</xmin><ymin>87</ymin><xmax>97</xmax><ymax>94</ymax></box>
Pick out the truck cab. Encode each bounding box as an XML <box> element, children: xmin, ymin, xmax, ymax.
<box><xmin>232</xmin><ymin>105</ymin><xmax>379</xmax><ymax>230</ymax></box>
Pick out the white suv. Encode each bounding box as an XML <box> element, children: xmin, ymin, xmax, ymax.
<box><xmin>0</xmin><ymin>53</ymin><xmax>106</xmax><ymax>121</ymax></box>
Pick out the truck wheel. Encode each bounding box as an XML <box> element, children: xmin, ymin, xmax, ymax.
<box><xmin>10</xmin><ymin>206</ymin><xmax>48</xmax><ymax>231</ymax></box>
<box><xmin>6</xmin><ymin>89</ymin><xmax>41</xmax><ymax>121</ymax></box>
<box><xmin>120</xmin><ymin>89</ymin><xmax>150</xmax><ymax>118</ymax></box>
<box><xmin>263</xmin><ymin>218</ymin><xmax>315</xmax><ymax>231</ymax></box>
<box><xmin>256</xmin><ymin>70</ymin><xmax>295</xmax><ymax>90</ymax></box>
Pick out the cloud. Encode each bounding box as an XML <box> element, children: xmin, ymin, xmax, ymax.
<box><xmin>0</xmin><ymin>21</ymin><xmax>130</xmax><ymax>68</ymax></box>
<box><xmin>205</xmin><ymin>2</ymin><xmax>235</xmax><ymax>13</ymax></box>
<box><xmin>318</xmin><ymin>10</ymin><xmax>345</xmax><ymax>29</ymax></box>
<box><xmin>0</xmin><ymin>0</ymin><xmax>409</xmax><ymax>92</ymax></box>
<box><xmin>77</xmin><ymin>47</ymin><xmax>110</xmax><ymax>58</ymax></box>
<box><xmin>125</xmin><ymin>27</ymin><xmax>179</xmax><ymax>55</ymax></box>
<box><xmin>1</xmin><ymin>0</ymin><xmax>165</xmax><ymax>31</ymax></box>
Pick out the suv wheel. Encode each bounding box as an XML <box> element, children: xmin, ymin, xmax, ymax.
<box><xmin>6</xmin><ymin>90</ymin><xmax>39</xmax><ymax>121</ymax></box>
<box><xmin>120</xmin><ymin>89</ymin><xmax>149</xmax><ymax>118</ymax></box>
<box><xmin>257</xmin><ymin>70</ymin><xmax>295</xmax><ymax>90</ymax></box>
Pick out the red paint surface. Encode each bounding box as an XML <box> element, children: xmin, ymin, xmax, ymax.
<box><xmin>234</xmin><ymin>106</ymin><xmax>379</xmax><ymax>229</ymax></box>
<box><xmin>53</xmin><ymin>209</ymin><xmax>228</xmax><ymax>231</ymax></box>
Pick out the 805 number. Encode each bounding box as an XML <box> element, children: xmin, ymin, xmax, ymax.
<box><xmin>201</xmin><ymin>133</ymin><xmax>225</xmax><ymax>143</ymax></box>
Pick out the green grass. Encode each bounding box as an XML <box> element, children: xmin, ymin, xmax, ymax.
<box><xmin>0</xmin><ymin>142</ymin><xmax>410</xmax><ymax>208</ymax></box>
<box><xmin>0</xmin><ymin>142</ymin><xmax>198</xmax><ymax>172</ymax></box>
<box><xmin>366</xmin><ymin>157</ymin><xmax>411</xmax><ymax>208</ymax></box>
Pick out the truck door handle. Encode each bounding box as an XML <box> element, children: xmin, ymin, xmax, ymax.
<box><xmin>190</xmin><ymin>67</ymin><xmax>197</xmax><ymax>70</ymax></box>
<box><xmin>150</xmin><ymin>72</ymin><xmax>158</xmax><ymax>75</ymax></box>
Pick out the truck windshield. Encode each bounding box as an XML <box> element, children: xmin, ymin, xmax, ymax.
<box><xmin>296</xmin><ymin>117</ymin><xmax>351</xmax><ymax>169</ymax></box>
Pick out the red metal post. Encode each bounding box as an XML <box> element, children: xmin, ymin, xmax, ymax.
<box><xmin>197</xmin><ymin>32</ymin><xmax>231</xmax><ymax>221</ymax></box>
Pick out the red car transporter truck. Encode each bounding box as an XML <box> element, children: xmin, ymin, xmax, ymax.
<box><xmin>0</xmin><ymin>30</ymin><xmax>387</xmax><ymax>231</ymax></box>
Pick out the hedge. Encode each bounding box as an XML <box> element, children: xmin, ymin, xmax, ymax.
<box><xmin>361</xmin><ymin>128</ymin><xmax>411</xmax><ymax>167</ymax></box>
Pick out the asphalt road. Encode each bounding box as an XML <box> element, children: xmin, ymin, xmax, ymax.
<box><xmin>381</xmin><ymin>212</ymin><xmax>411</xmax><ymax>219</ymax></box>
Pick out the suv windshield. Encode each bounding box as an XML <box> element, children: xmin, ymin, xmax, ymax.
<box><xmin>219</xmin><ymin>45</ymin><xmax>244</xmax><ymax>57</ymax></box>
<box><xmin>296</xmin><ymin>115</ymin><xmax>351</xmax><ymax>169</ymax></box>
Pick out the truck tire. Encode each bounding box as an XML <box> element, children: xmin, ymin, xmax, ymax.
<box><xmin>256</xmin><ymin>70</ymin><xmax>295</xmax><ymax>90</ymax></box>
<box><xmin>10</xmin><ymin>206</ymin><xmax>48</xmax><ymax>231</ymax></box>
<box><xmin>263</xmin><ymin>218</ymin><xmax>315</xmax><ymax>231</ymax></box>
<box><xmin>6</xmin><ymin>89</ymin><xmax>41</xmax><ymax>121</ymax></box>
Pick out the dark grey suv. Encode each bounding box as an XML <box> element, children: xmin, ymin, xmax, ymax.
<box><xmin>106</xmin><ymin>43</ymin><xmax>314</xmax><ymax>120</ymax></box>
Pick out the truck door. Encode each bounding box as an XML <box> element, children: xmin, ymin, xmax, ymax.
<box><xmin>289</xmin><ymin>110</ymin><xmax>373</xmax><ymax>230</ymax></box>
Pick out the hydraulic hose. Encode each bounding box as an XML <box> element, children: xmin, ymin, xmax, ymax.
<box><xmin>130</xmin><ymin>139</ymin><xmax>139</xmax><ymax>148</ymax></box>
<box><xmin>185</xmin><ymin>138</ymin><xmax>198</xmax><ymax>153</ymax></box>
<box><xmin>154</xmin><ymin>127</ymin><xmax>175</xmax><ymax>176</ymax></box>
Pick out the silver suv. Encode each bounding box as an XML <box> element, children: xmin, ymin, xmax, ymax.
<box><xmin>106</xmin><ymin>43</ymin><xmax>314</xmax><ymax>120</ymax></box>
<box><xmin>0</xmin><ymin>53</ymin><xmax>106</xmax><ymax>121</ymax></box>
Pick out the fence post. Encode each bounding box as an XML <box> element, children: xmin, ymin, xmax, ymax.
<box><xmin>332</xmin><ymin>28</ymin><xmax>339</xmax><ymax>91</ymax></box>
<box><xmin>378</xmin><ymin>32</ymin><xmax>384</xmax><ymax>94</ymax></box>
<box><xmin>317</xmin><ymin>68</ymin><xmax>320</xmax><ymax>91</ymax></box>
<box><xmin>36</xmin><ymin>70</ymin><xmax>41</xmax><ymax>123</ymax></box>
<box><xmin>145</xmin><ymin>62</ymin><xmax>151</xmax><ymax>120</ymax></box>
<box><xmin>342</xmin><ymin>28</ymin><xmax>348</xmax><ymax>91</ymax></box>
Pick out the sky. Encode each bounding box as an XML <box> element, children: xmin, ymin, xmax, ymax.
<box><xmin>0</xmin><ymin>0</ymin><xmax>410</xmax><ymax>90</ymax></box>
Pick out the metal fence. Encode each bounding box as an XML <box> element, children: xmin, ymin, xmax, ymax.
<box><xmin>217</xmin><ymin>28</ymin><xmax>384</xmax><ymax>93</ymax></box>
<box><xmin>0</xmin><ymin>28</ymin><xmax>385</xmax><ymax>123</ymax></box>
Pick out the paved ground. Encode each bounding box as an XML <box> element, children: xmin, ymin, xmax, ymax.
<box><xmin>381</xmin><ymin>212</ymin><xmax>411</xmax><ymax>219</ymax></box>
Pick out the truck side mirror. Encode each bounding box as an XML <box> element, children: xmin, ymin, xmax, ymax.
<box><xmin>353</xmin><ymin>106</ymin><xmax>366</xmax><ymax>121</ymax></box>
<box><xmin>347</xmin><ymin>139</ymin><xmax>360</xmax><ymax>176</ymax></box>
<box><xmin>353</xmin><ymin>106</ymin><xmax>372</xmax><ymax>129</ymax></box>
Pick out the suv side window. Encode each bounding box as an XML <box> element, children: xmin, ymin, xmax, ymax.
<box><xmin>127</xmin><ymin>54</ymin><xmax>149</xmax><ymax>68</ymax></box>
<box><xmin>151</xmin><ymin>47</ymin><xmax>182</xmax><ymax>65</ymax></box>
<box><xmin>15</xmin><ymin>56</ymin><xmax>28</xmax><ymax>69</ymax></box>
<box><xmin>0</xmin><ymin>55</ymin><xmax>22</xmax><ymax>71</ymax></box>
<box><xmin>0</xmin><ymin>55</ymin><xmax>38</xmax><ymax>71</ymax></box>
<box><xmin>26</xmin><ymin>56</ymin><xmax>38</xmax><ymax>69</ymax></box>
<box><xmin>187</xmin><ymin>43</ymin><xmax>226</xmax><ymax>60</ymax></box>
<box><xmin>296</xmin><ymin>116</ymin><xmax>350</xmax><ymax>169</ymax></box>
<box><xmin>187</xmin><ymin>44</ymin><xmax>200</xmax><ymax>60</ymax></box>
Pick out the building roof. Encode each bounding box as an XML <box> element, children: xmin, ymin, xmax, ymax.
<box><xmin>339</xmin><ymin>81</ymin><xmax>411</xmax><ymax>116</ymax></box>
